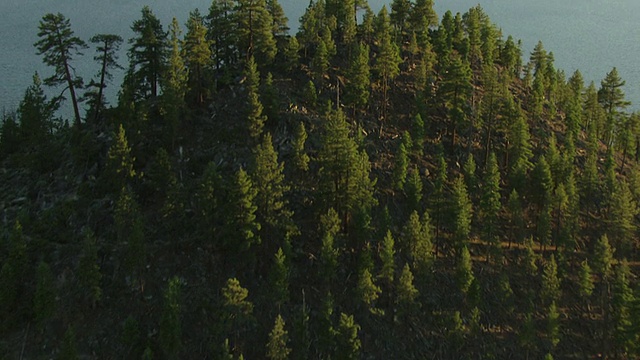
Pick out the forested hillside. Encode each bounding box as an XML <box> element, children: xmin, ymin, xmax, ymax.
<box><xmin>2</xmin><ymin>0</ymin><xmax>640</xmax><ymax>358</ymax></box>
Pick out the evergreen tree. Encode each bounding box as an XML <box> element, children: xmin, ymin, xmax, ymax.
<box><xmin>481</xmin><ymin>152</ymin><xmax>501</xmax><ymax>261</ymax></box>
<box><xmin>128</xmin><ymin>6</ymin><xmax>167</xmax><ymax>100</ymax></box>
<box><xmin>114</xmin><ymin>186</ymin><xmax>145</xmax><ymax>285</ymax></box>
<box><xmin>222</xmin><ymin>278</ymin><xmax>255</xmax><ymax>355</ymax></box>
<box><xmin>282</xmin><ymin>36</ymin><xmax>299</xmax><ymax>72</ymax></box>
<box><xmin>35</xmin><ymin>13</ymin><xmax>88</xmax><ymax>128</ymax></box>
<box><xmin>598</xmin><ymin>67</ymin><xmax>630</xmax><ymax>147</ymax></box>
<box><xmin>593</xmin><ymin>234</ymin><xmax>614</xmax><ymax>281</ymax></box>
<box><xmin>207</xmin><ymin>0</ymin><xmax>238</xmax><ymax>73</ymax></box>
<box><xmin>33</xmin><ymin>260</ymin><xmax>55</xmax><ymax>331</ymax></box>
<box><xmin>612</xmin><ymin>260</ymin><xmax>634</xmax><ymax>355</ymax></box>
<box><xmin>17</xmin><ymin>73</ymin><xmax>56</xmax><ymax>146</ymax></box>
<box><xmin>345</xmin><ymin>42</ymin><xmax>370</xmax><ymax>119</ymax></box>
<box><xmin>226</xmin><ymin>168</ymin><xmax>261</xmax><ymax>258</ymax></box>
<box><xmin>266</xmin><ymin>314</ymin><xmax>291</xmax><ymax>360</ymax></box>
<box><xmin>58</xmin><ymin>326</ymin><xmax>79</xmax><ymax>360</ymax></box>
<box><xmin>379</xmin><ymin>230</ymin><xmax>396</xmax><ymax>290</ymax></box>
<box><xmin>85</xmin><ymin>34</ymin><xmax>123</xmax><ymax>123</ymax></box>
<box><xmin>184</xmin><ymin>10</ymin><xmax>213</xmax><ymax>105</ymax></box>
<box><xmin>609</xmin><ymin>180</ymin><xmax>638</xmax><ymax>256</ymax></box>
<box><xmin>335</xmin><ymin>313</ymin><xmax>361</xmax><ymax>360</ymax></box>
<box><xmin>292</xmin><ymin>121</ymin><xmax>310</xmax><ymax>173</ymax></box>
<box><xmin>245</xmin><ymin>56</ymin><xmax>267</xmax><ymax>141</ymax></box>
<box><xmin>77</xmin><ymin>230</ymin><xmax>102</xmax><ymax>306</ymax></box>
<box><xmin>451</xmin><ymin>175</ymin><xmax>473</xmax><ymax>252</ymax></box>
<box><xmin>547</xmin><ymin>301</ymin><xmax>561</xmax><ymax>350</ymax></box>
<box><xmin>163</xmin><ymin>18</ymin><xmax>188</xmax><ymax>148</ymax></box>
<box><xmin>457</xmin><ymin>246</ymin><xmax>475</xmax><ymax>295</ymax></box>
<box><xmin>356</xmin><ymin>267</ymin><xmax>381</xmax><ymax>312</ymax></box>
<box><xmin>392</xmin><ymin>142</ymin><xmax>409</xmax><ymax>191</ymax></box>
<box><xmin>404</xmin><ymin>166</ymin><xmax>423</xmax><ymax>213</ymax></box>
<box><xmin>311</xmin><ymin>38</ymin><xmax>330</xmax><ymax>86</ymax></box>
<box><xmin>236</xmin><ymin>0</ymin><xmax>277</xmax><ymax>64</ymax></box>
<box><xmin>373</xmin><ymin>6</ymin><xmax>402</xmax><ymax>135</ymax></box>
<box><xmin>268</xmin><ymin>248</ymin><xmax>289</xmax><ymax>310</ymax></box>
<box><xmin>160</xmin><ymin>276</ymin><xmax>182</xmax><ymax>359</ymax></box>
<box><xmin>541</xmin><ymin>255</ymin><xmax>561</xmax><ymax>305</ymax></box>
<box><xmin>318</xmin><ymin>108</ymin><xmax>376</xmax><ymax>226</ymax></box>
<box><xmin>105</xmin><ymin>124</ymin><xmax>136</xmax><ymax>194</ymax></box>
<box><xmin>319</xmin><ymin>208</ymin><xmax>340</xmax><ymax>288</ymax></box>
<box><xmin>252</xmin><ymin>132</ymin><xmax>295</xmax><ymax>248</ymax></box>
<box><xmin>396</xmin><ymin>263</ymin><xmax>419</xmax><ymax>316</ymax></box>
<box><xmin>506</xmin><ymin>189</ymin><xmax>525</xmax><ymax>248</ymax></box>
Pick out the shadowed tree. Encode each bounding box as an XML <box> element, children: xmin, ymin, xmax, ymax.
<box><xmin>35</xmin><ymin>13</ymin><xmax>88</xmax><ymax>128</ymax></box>
<box><xmin>85</xmin><ymin>34</ymin><xmax>123</xmax><ymax>123</ymax></box>
<box><xmin>128</xmin><ymin>6</ymin><xmax>167</xmax><ymax>100</ymax></box>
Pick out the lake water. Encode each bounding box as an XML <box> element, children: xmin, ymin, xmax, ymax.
<box><xmin>1</xmin><ymin>0</ymin><xmax>639</xmax><ymax>116</ymax></box>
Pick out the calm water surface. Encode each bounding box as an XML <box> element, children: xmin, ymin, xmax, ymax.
<box><xmin>1</xmin><ymin>0</ymin><xmax>639</xmax><ymax>116</ymax></box>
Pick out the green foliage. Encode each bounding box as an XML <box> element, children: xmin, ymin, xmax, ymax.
<box><xmin>356</xmin><ymin>267</ymin><xmax>381</xmax><ymax>312</ymax></box>
<box><xmin>547</xmin><ymin>301</ymin><xmax>560</xmax><ymax>349</ymax></box>
<box><xmin>128</xmin><ymin>6</ymin><xmax>167</xmax><ymax>100</ymax></box>
<box><xmin>266</xmin><ymin>314</ymin><xmax>291</xmax><ymax>360</ymax></box>
<box><xmin>33</xmin><ymin>260</ymin><xmax>55</xmax><ymax>330</ymax></box>
<box><xmin>379</xmin><ymin>230</ymin><xmax>396</xmax><ymax>287</ymax></box>
<box><xmin>451</xmin><ymin>175</ymin><xmax>473</xmax><ymax>251</ymax></box>
<box><xmin>457</xmin><ymin>246</ymin><xmax>475</xmax><ymax>295</ymax></box>
<box><xmin>335</xmin><ymin>313</ymin><xmax>361</xmax><ymax>360</ymax></box>
<box><xmin>35</xmin><ymin>13</ymin><xmax>87</xmax><ymax>127</ymax></box>
<box><xmin>105</xmin><ymin>124</ymin><xmax>136</xmax><ymax>193</ymax></box>
<box><xmin>345</xmin><ymin>42</ymin><xmax>370</xmax><ymax>114</ymax></box>
<box><xmin>237</xmin><ymin>0</ymin><xmax>277</xmax><ymax>64</ymax></box>
<box><xmin>593</xmin><ymin>234</ymin><xmax>614</xmax><ymax>280</ymax></box>
<box><xmin>291</xmin><ymin>122</ymin><xmax>310</xmax><ymax>173</ymax></box>
<box><xmin>578</xmin><ymin>260</ymin><xmax>595</xmax><ymax>299</ymax></box>
<box><xmin>396</xmin><ymin>263</ymin><xmax>419</xmax><ymax>315</ymax></box>
<box><xmin>404</xmin><ymin>166</ymin><xmax>423</xmax><ymax>212</ymax></box>
<box><xmin>245</xmin><ymin>56</ymin><xmax>267</xmax><ymax>141</ymax></box>
<box><xmin>58</xmin><ymin>326</ymin><xmax>79</xmax><ymax>360</ymax></box>
<box><xmin>392</xmin><ymin>142</ymin><xmax>409</xmax><ymax>191</ymax></box>
<box><xmin>160</xmin><ymin>276</ymin><xmax>182</xmax><ymax>359</ymax></box>
<box><xmin>227</xmin><ymin>168</ymin><xmax>261</xmax><ymax>255</ymax></box>
<box><xmin>268</xmin><ymin>248</ymin><xmax>289</xmax><ymax>309</ymax></box>
<box><xmin>541</xmin><ymin>255</ymin><xmax>561</xmax><ymax>305</ymax></box>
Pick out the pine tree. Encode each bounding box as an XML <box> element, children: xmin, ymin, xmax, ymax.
<box><xmin>292</xmin><ymin>121</ymin><xmax>310</xmax><ymax>173</ymax></box>
<box><xmin>35</xmin><ymin>13</ymin><xmax>88</xmax><ymax>128</ymax></box>
<box><xmin>226</xmin><ymin>168</ymin><xmax>261</xmax><ymax>257</ymax></box>
<box><xmin>319</xmin><ymin>208</ymin><xmax>340</xmax><ymax>288</ymax></box>
<box><xmin>452</xmin><ymin>175</ymin><xmax>473</xmax><ymax>252</ymax></box>
<box><xmin>245</xmin><ymin>56</ymin><xmax>267</xmax><ymax>141</ymax></box>
<box><xmin>506</xmin><ymin>189</ymin><xmax>525</xmax><ymax>248</ymax></box>
<box><xmin>236</xmin><ymin>0</ymin><xmax>277</xmax><ymax>64</ymax></box>
<box><xmin>268</xmin><ymin>248</ymin><xmax>289</xmax><ymax>310</ymax></box>
<box><xmin>593</xmin><ymin>234</ymin><xmax>614</xmax><ymax>281</ymax></box>
<box><xmin>578</xmin><ymin>260</ymin><xmax>595</xmax><ymax>314</ymax></box>
<box><xmin>609</xmin><ymin>180</ymin><xmax>638</xmax><ymax>256</ymax></box>
<box><xmin>547</xmin><ymin>301</ymin><xmax>560</xmax><ymax>350</ymax></box>
<box><xmin>345</xmin><ymin>42</ymin><xmax>370</xmax><ymax>119</ymax></box>
<box><xmin>380</xmin><ymin>230</ymin><xmax>396</xmax><ymax>289</ymax></box>
<box><xmin>481</xmin><ymin>152</ymin><xmax>501</xmax><ymax>261</ymax></box>
<box><xmin>184</xmin><ymin>10</ymin><xmax>212</xmax><ymax>105</ymax></box>
<box><xmin>105</xmin><ymin>124</ymin><xmax>136</xmax><ymax>193</ymax></box>
<box><xmin>404</xmin><ymin>166</ymin><xmax>423</xmax><ymax>213</ymax></box>
<box><xmin>17</xmin><ymin>73</ymin><xmax>56</xmax><ymax>146</ymax></box>
<box><xmin>207</xmin><ymin>0</ymin><xmax>238</xmax><ymax>73</ymax></box>
<box><xmin>396</xmin><ymin>263</ymin><xmax>419</xmax><ymax>316</ymax></box>
<box><xmin>541</xmin><ymin>255</ymin><xmax>561</xmax><ymax>305</ymax></box>
<box><xmin>33</xmin><ymin>260</ymin><xmax>55</xmax><ymax>331</ymax></box>
<box><xmin>160</xmin><ymin>276</ymin><xmax>182</xmax><ymax>359</ymax></box>
<box><xmin>77</xmin><ymin>231</ymin><xmax>102</xmax><ymax>306</ymax></box>
<box><xmin>252</xmin><ymin>132</ymin><xmax>295</xmax><ymax>248</ymax></box>
<box><xmin>457</xmin><ymin>246</ymin><xmax>475</xmax><ymax>295</ymax></box>
<box><xmin>58</xmin><ymin>326</ymin><xmax>79</xmax><ymax>360</ymax></box>
<box><xmin>222</xmin><ymin>278</ymin><xmax>255</xmax><ymax>355</ymax></box>
<box><xmin>612</xmin><ymin>260</ymin><xmax>634</xmax><ymax>355</ymax></box>
<box><xmin>266</xmin><ymin>314</ymin><xmax>291</xmax><ymax>360</ymax></box>
<box><xmin>373</xmin><ymin>6</ymin><xmax>402</xmax><ymax>135</ymax></box>
<box><xmin>392</xmin><ymin>142</ymin><xmax>409</xmax><ymax>191</ymax></box>
<box><xmin>335</xmin><ymin>313</ymin><xmax>361</xmax><ymax>360</ymax></box>
<box><xmin>282</xmin><ymin>36</ymin><xmax>299</xmax><ymax>72</ymax></box>
<box><xmin>128</xmin><ymin>6</ymin><xmax>167</xmax><ymax>100</ymax></box>
<box><xmin>598</xmin><ymin>67</ymin><xmax>630</xmax><ymax>147</ymax></box>
<box><xmin>312</xmin><ymin>38</ymin><xmax>330</xmax><ymax>86</ymax></box>
<box><xmin>85</xmin><ymin>34</ymin><xmax>123</xmax><ymax>123</ymax></box>
<box><xmin>162</xmin><ymin>18</ymin><xmax>188</xmax><ymax>148</ymax></box>
<box><xmin>356</xmin><ymin>267</ymin><xmax>381</xmax><ymax>312</ymax></box>
<box><xmin>114</xmin><ymin>186</ymin><xmax>145</xmax><ymax>288</ymax></box>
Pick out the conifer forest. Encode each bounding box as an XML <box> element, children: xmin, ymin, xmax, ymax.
<box><xmin>3</xmin><ymin>0</ymin><xmax>640</xmax><ymax>358</ymax></box>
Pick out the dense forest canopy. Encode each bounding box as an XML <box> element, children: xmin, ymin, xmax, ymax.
<box><xmin>2</xmin><ymin>0</ymin><xmax>640</xmax><ymax>358</ymax></box>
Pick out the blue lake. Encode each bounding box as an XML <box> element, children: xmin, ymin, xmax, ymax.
<box><xmin>1</xmin><ymin>0</ymin><xmax>639</xmax><ymax>115</ymax></box>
